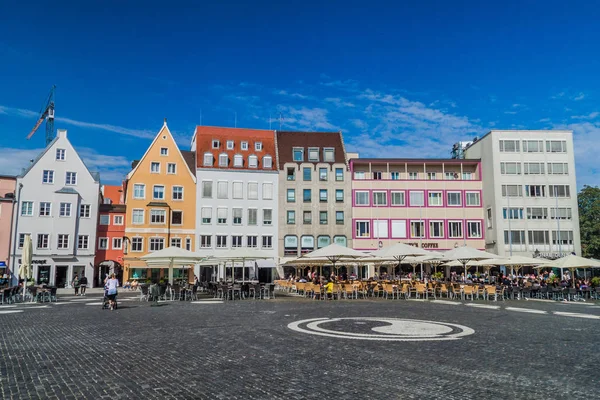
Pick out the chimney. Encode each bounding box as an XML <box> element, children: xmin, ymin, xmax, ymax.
<box><xmin>57</xmin><ymin>129</ymin><xmax>67</xmax><ymax>138</ymax></box>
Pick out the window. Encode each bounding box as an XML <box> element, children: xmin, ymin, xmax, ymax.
<box><xmin>248</xmin><ymin>155</ymin><xmax>258</xmax><ymax>168</ymax></box>
<box><xmin>287</xmin><ymin>210</ymin><xmax>296</xmax><ymax>224</ymax></box>
<box><xmin>57</xmin><ymin>234</ymin><xmax>69</xmax><ymax>249</ymax></box>
<box><xmin>303</xmin><ymin>167</ymin><xmax>312</xmax><ymax>181</ymax></box>
<box><xmin>202</xmin><ymin>181</ymin><xmax>213</xmax><ymax>198</ymax></box>
<box><xmin>150</xmin><ymin>162</ymin><xmax>160</xmax><ymax>173</ymax></box>
<box><xmin>56</xmin><ymin>148</ymin><xmax>66</xmax><ymax>160</ymax></box>
<box><xmin>500</xmin><ymin>162</ymin><xmax>521</xmax><ymax>175</ymax></box>
<box><xmin>167</xmin><ymin>163</ymin><xmax>176</xmax><ymax>174</ymax></box>
<box><xmin>65</xmin><ymin>171</ymin><xmax>77</xmax><ymax>185</ymax></box>
<box><xmin>17</xmin><ymin>233</ymin><xmax>28</xmax><ymax>249</ymax></box>
<box><xmin>503</xmin><ymin>207</ymin><xmax>523</xmax><ymax>219</ymax></box>
<box><xmin>37</xmin><ymin>234</ymin><xmax>49</xmax><ymax>249</ymax></box>
<box><xmin>336</xmin><ymin>211</ymin><xmax>344</xmax><ymax>225</ymax></box>
<box><xmin>547</xmin><ymin>163</ymin><xmax>568</xmax><ymax>175</ymax></box>
<box><xmin>263</xmin><ymin>209</ymin><xmax>272</xmax><ymax>225</ymax></box>
<box><xmin>263</xmin><ymin>156</ymin><xmax>272</xmax><ymax>169</ymax></box>
<box><xmin>171</xmin><ymin>211</ymin><xmax>182</xmax><ymax>225</ymax></box>
<box><xmin>409</xmin><ymin>172</ymin><xmax>418</xmax><ymax>180</ymax></box>
<box><xmin>467</xmin><ymin>221</ymin><xmax>482</xmax><ymax>238</ymax></box>
<box><xmin>39</xmin><ymin>202</ymin><xmax>51</xmax><ymax>217</ymax></box>
<box><xmin>355</xmin><ymin>191</ymin><xmax>369</xmax><ymax>206</ymax></box>
<box><xmin>319</xmin><ymin>211</ymin><xmax>328</xmax><ymax>225</ymax></box>
<box><xmin>354</xmin><ymin>171</ymin><xmax>366</xmax><ymax>180</ymax></box>
<box><xmin>100</xmin><ymin>215</ymin><xmax>110</xmax><ymax>225</ymax></box>
<box><xmin>528</xmin><ymin>230</ymin><xmax>550</xmax><ymax>245</ymax></box>
<box><xmin>233</xmin><ymin>154</ymin><xmax>243</xmax><ymax>168</ymax></box>
<box><xmin>355</xmin><ymin>221</ymin><xmax>370</xmax><ymax>238</ymax></box>
<box><xmin>410</xmin><ymin>191</ymin><xmax>425</xmax><ymax>206</ymax></box>
<box><xmin>308</xmin><ymin>147</ymin><xmax>319</xmax><ymax>162</ymax></box>
<box><xmin>448</xmin><ymin>221</ymin><xmax>463</xmax><ymax>238</ymax></box>
<box><xmin>160</xmin><ymin>147</ymin><xmax>168</xmax><ymax>156</ymax></box>
<box><xmin>262</xmin><ymin>236</ymin><xmax>273</xmax><ymax>249</ymax></box>
<box><xmin>391</xmin><ymin>191</ymin><xmax>405</xmax><ymax>206</ymax></box>
<box><xmin>323</xmin><ymin>148</ymin><xmax>335</xmax><ymax>162</ymax></box>
<box><xmin>263</xmin><ymin>183</ymin><xmax>273</xmax><ymax>200</ymax></box>
<box><xmin>112</xmin><ymin>237</ymin><xmax>123</xmax><ymax>249</ymax></box>
<box><xmin>333</xmin><ymin>236</ymin><xmax>347</xmax><ymax>247</ymax></box>
<box><xmin>131</xmin><ymin>237</ymin><xmax>143</xmax><ymax>252</ymax></box>
<box><xmin>504</xmin><ymin>230</ymin><xmax>525</xmax><ymax>245</ymax></box>
<box><xmin>335</xmin><ymin>189</ymin><xmax>344</xmax><ymax>202</ymax></box>
<box><xmin>200</xmin><ymin>235</ymin><xmax>212</xmax><ymax>248</ymax></box>
<box><xmin>523</xmin><ymin>140</ymin><xmax>543</xmax><ymax>153</ymax></box>
<box><xmin>293</xmin><ymin>147</ymin><xmax>304</xmax><ymax>161</ymax></box>
<box><xmin>219</xmin><ymin>154</ymin><xmax>228</xmax><ymax>167</ymax></box>
<box><xmin>232</xmin><ymin>236</ymin><xmax>243</xmax><ymax>248</ymax></box>
<box><xmin>445</xmin><ymin>172</ymin><xmax>459</xmax><ymax>180</ymax></box>
<box><xmin>287</xmin><ymin>168</ymin><xmax>296</xmax><ymax>181</ymax></box>
<box><xmin>410</xmin><ymin>221</ymin><xmax>425</xmax><ymax>238</ymax></box>
<box><xmin>150</xmin><ymin>209</ymin><xmax>166</xmax><ymax>224</ymax></box>
<box><xmin>466</xmin><ymin>192</ymin><xmax>480</xmax><ymax>206</ymax></box>
<box><xmin>552</xmin><ymin>230</ymin><xmax>574</xmax><ymax>245</ymax></box>
<box><xmin>79</xmin><ymin>204</ymin><xmax>90</xmax><ymax>218</ymax></box>
<box><xmin>429</xmin><ymin>221</ymin><xmax>444</xmax><ymax>238</ymax></box>
<box><xmin>170</xmin><ymin>238</ymin><xmax>181</xmax><ymax>248</ymax></box>
<box><xmin>255</xmin><ymin>142</ymin><xmax>263</xmax><ymax>151</ymax></box>
<box><xmin>21</xmin><ymin>201</ymin><xmax>33</xmax><ymax>216</ymax></box>
<box><xmin>132</xmin><ymin>209</ymin><xmax>144</xmax><ymax>224</ymax></box>
<box><xmin>98</xmin><ymin>237</ymin><xmax>108</xmax><ymax>250</ymax></box>
<box><xmin>149</xmin><ymin>237</ymin><xmax>165</xmax><ymax>252</ymax></box>
<box><xmin>317</xmin><ymin>235</ymin><xmax>331</xmax><ymax>249</ymax></box>
<box><xmin>319</xmin><ymin>189</ymin><xmax>328</xmax><ymax>202</ymax></box>
<box><xmin>212</xmin><ymin>140</ymin><xmax>220</xmax><ymax>149</ymax></box>
<box><xmin>551</xmin><ymin>208</ymin><xmax>572</xmax><ymax>220</ymax></box>
<box><xmin>462</xmin><ymin>172</ymin><xmax>473</xmax><ymax>180</ymax></box>
<box><xmin>201</xmin><ymin>207</ymin><xmax>212</xmax><ymax>224</ymax></box>
<box><xmin>527</xmin><ymin>207</ymin><xmax>547</xmax><ymax>220</ymax></box>
<box><xmin>546</xmin><ymin>140</ymin><xmax>567</xmax><ymax>153</ymax></box>
<box><xmin>42</xmin><ymin>170</ymin><xmax>54</xmax><ymax>184</ymax></box>
<box><xmin>549</xmin><ymin>185</ymin><xmax>570</xmax><ymax>198</ymax></box>
<box><xmin>287</xmin><ymin>189</ymin><xmax>296</xmax><ymax>203</ymax></box>
<box><xmin>114</xmin><ymin>215</ymin><xmax>124</xmax><ymax>225</ymax></box>
<box><xmin>216</xmin><ymin>235</ymin><xmax>227</xmax><ymax>248</ymax></box>
<box><xmin>428</xmin><ymin>192</ymin><xmax>442</xmax><ymax>206</ymax></box>
<box><xmin>372</xmin><ymin>172</ymin><xmax>382</xmax><ymax>180</ymax></box>
<box><xmin>319</xmin><ymin>168</ymin><xmax>328</xmax><ymax>181</ymax></box>
<box><xmin>487</xmin><ymin>208</ymin><xmax>493</xmax><ymax>229</ymax></box>
<box><xmin>217</xmin><ymin>208</ymin><xmax>227</xmax><ymax>224</ymax></box>
<box><xmin>172</xmin><ymin>186</ymin><xmax>183</xmax><ymax>200</ymax></box>
<box><xmin>226</xmin><ymin>140</ymin><xmax>234</xmax><ymax>150</ymax></box>
<box><xmin>391</xmin><ymin>172</ymin><xmax>400</xmax><ymax>180</ymax></box>
<box><xmin>217</xmin><ymin>181</ymin><xmax>228</xmax><ymax>199</ymax></box>
<box><xmin>241</xmin><ymin>141</ymin><xmax>249</xmax><ymax>151</ymax></box>
<box><xmin>525</xmin><ymin>185</ymin><xmax>545</xmax><ymax>197</ymax></box>
<box><xmin>301</xmin><ymin>236</ymin><xmax>314</xmax><ymax>254</ymax></box>
<box><xmin>427</xmin><ymin>172</ymin><xmax>437</xmax><ymax>180</ymax></box>
<box><xmin>499</xmin><ymin>140</ymin><xmax>520</xmax><ymax>152</ymax></box>
<box><xmin>303</xmin><ymin>211</ymin><xmax>312</xmax><ymax>224</ymax></box>
<box><xmin>501</xmin><ymin>185</ymin><xmax>523</xmax><ymax>197</ymax></box>
<box><xmin>303</xmin><ymin>189</ymin><xmax>311</xmax><ymax>202</ymax></box>
<box><xmin>232</xmin><ymin>182</ymin><xmax>243</xmax><ymax>199</ymax></box>
<box><xmin>284</xmin><ymin>236</ymin><xmax>298</xmax><ymax>256</ymax></box>
<box><xmin>248</xmin><ymin>182</ymin><xmax>258</xmax><ymax>199</ymax></box>
<box><xmin>133</xmin><ymin>184</ymin><xmax>145</xmax><ymax>199</ymax></box>
<box><xmin>153</xmin><ymin>185</ymin><xmax>165</xmax><ymax>200</ymax></box>
<box><xmin>203</xmin><ymin>153</ymin><xmax>213</xmax><ymax>166</ymax></box>
<box><xmin>232</xmin><ymin>208</ymin><xmax>242</xmax><ymax>225</ymax></box>
<box><xmin>247</xmin><ymin>236</ymin><xmax>258</xmax><ymax>248</ymax></box>
<box><xmin>335</xmin><ymin>168</ymin><xmax>344</xmax><ymax>181</ymax></box>
<box><xmin>373</xmin><ymin>220</ymin><xmax>389</xmax><ymax>238</ymax></box>
<box><xmin>248</xmin><ymin>209</ymin><xmax>257</xmax><ymax>225</ymax></box>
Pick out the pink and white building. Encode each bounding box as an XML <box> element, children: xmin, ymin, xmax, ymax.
<box><xmin>350</xmin><ymin>158</ymin><xmax>485</xmax><ymax>252</ymax></box>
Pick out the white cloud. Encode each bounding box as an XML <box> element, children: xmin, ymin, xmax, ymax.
<box><xmin>571</xmin><ymin>112</ymin><xmax>599</xmax><ymax>120</ymax></box>
<box><xmin>279</xmin><ymin>106</ymin><xmax>340</xmax><ymax>131</ymax></box>
<box><xmin>551</xmin><ymin>92</ymin><xmax>565</xmax><ymax>99</ymax></box>
<box><xmin>539</xmin><ymin>118</ymin><xmax>551</xmax><ymax>123</ymax></box>
<box><xmin>324</xmin><ymin>97</ymin><xmax>355</xmax><ymax>108</ymax></box>
<box><xmin>552</xmin><ymin>121</ymin><xmax>600</xmax><ymax>187</ymax></box>
<box><xmin>574</xmin><ymin>92</ymin><xmax>585</xmax><ymax>101</ymax></box>
<box><xmin>504</xmin><ymin>111</ymin><xmax>518</xmax><ymax>115</ymax></box>
<box><xmin>275</xmin><ymin>90</ymin><xmax>308</xmax><ymax>99</ymax></box>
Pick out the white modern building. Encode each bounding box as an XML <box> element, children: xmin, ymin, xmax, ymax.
<box><xmin>463</xmin><ymin>130</ymin><xmax>581</xmax><ymax>259</ymax></box>
<box><xmin>10</xmin><ymin>129</ymin><xmax>101</xmax><ymax>287</ymax></box>
<box><xmin>192</xmin><ymin>126</ymin><xmax>279</xmax><ymax>281</ymax></box>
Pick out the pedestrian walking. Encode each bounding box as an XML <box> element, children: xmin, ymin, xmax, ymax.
<box><xmin>72</xmin><ymin>274</ymin><xmax>80</xmax><ymax>296</ymax></box>
<box><xmin>105</xmin><ymin>273</ymin><xmax>119</xmax><ymax>310</ymax></box>
<box><xmin>79</xmin><ymin>274</ymin><xmax>88</xmax><ymax>296</ymax></box>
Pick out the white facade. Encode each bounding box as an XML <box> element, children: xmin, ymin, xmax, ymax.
<box><xmin>11</xmin><ymin>129</ymin><xmax>100</xmax><ymax>287</ymax></box>
<box><xmin>464</xmin><ymin>130</ymin><xmax>580</xmax><ymax>258</ymax></box>
<box><xmin>195</xmin><ymin>169</ymin><xmax>279</xmax><ymax>279</ymax></box>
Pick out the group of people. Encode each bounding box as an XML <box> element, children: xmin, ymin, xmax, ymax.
<box><xmin>71</xmin><ymin>274</ymin><xmax>88</xmax><ymax>296</ymax></box>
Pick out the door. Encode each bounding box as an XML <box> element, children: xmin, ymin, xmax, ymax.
<box><xmin>37</xmin><ymin>265</ymin><xmax>51</xmax><ymax>285</ymax></box>
<box><xmin>55</xmin><ymin>266</ymin><xmax>68</xmax><ymax>288</ymax></box>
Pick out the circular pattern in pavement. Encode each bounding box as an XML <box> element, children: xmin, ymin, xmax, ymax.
<box><xmin>288</xmin><ymin>317</ymin><xmax>474</xmax><ymax>341</ymax></box>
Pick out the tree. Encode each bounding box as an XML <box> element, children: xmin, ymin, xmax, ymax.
<box><xmin>578</xmin><ymin>185</ymin><xmax>600</xmax><ymax>259</ymax></box>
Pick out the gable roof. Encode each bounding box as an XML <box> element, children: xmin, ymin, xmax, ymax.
<box><xmin>102</xmin><ymin>185</ymin><xmax>123</xmax><ymax>204</ymax></box>
<box><xmin>275</xmin><ymin>131</ymin><xmax>347</xmax><ymax>169</ymax></box>
<box><xmin>180</xmin><ymin>150</ymin><xmax>196</xmax><ymax>174</ymax></box>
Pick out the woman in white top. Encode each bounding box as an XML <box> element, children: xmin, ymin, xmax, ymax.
<box><xmin>105</xmin><ymin>273</ymin><xmax>119</xmax><ymax>310</ymax></box>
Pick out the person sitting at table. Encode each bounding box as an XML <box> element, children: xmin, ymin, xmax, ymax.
<box><xmin>122</xmin><ymin>280</ymin><xmax>131</xmax><ymax>290</ymax></box>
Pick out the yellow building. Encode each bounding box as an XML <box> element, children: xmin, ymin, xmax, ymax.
<box><xmin>123</xmin><ymin>120</ymin><xmax>196</xmax><ymax>283</ymax></box>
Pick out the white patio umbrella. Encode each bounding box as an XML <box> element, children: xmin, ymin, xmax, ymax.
<box><xmin>443</xmin><ymin>246</ymin><xmax>498</xmax><ymax>279</ymax></box>
<box><xmin>19</xmin><ymin>234</ymin><xmax>32</xmax><ymax>299</ymax></box>
<box><xmin>373</xmin><ymin>243</ymin><xmax>429</xmax><ymax>277</ymax></box>
<box><xmin>303</xmin><ymin>243</ymin><xmax>368</xmax><ymax>277</ymax></box>
<box><xmin>140</xmin><ymin>246</ymin><xmax>204</xmax><ymax>284</ymax></box>
<box><xmin>535</xmin><ymin>255</ymin><xmax>600</xmax><ymax>287</ymax></box>
<box><xmin>214</xmin><ymin>247</ymin><xmax>273</xmax><ymax>282</ymax></box>
<box><xmin>477</xmin><ymin>255</ymin><xmax>547</xmax><ymax>277</ymax></box>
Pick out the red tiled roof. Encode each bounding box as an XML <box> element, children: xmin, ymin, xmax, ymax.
<box><xmin>103</xmin><ymin>185</ymin><xmax>123</xmax><ymax>204</ymax></box>
<box><xmin>194</xmin><ymin>126</ymin><xmax>277</xmax><ymax>170</ymax></box>
<box><xmin>275</xmin><ymin>131</ymin><xmax>346</xmax><ymax>169</ymax></box>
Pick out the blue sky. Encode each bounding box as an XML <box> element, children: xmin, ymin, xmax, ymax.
<box><xmin>1</xmin><ymin>1</ymin><xmax>599</xmax><ymax>186</ymax></box>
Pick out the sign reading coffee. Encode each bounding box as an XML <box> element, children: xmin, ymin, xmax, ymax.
<box><xmin>405</xmin><ymin>243</ymin><xmax>439</xmax><ymax>249</ymax></box>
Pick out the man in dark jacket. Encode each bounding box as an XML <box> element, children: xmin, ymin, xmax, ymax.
<box><xmin>79</xmin><ymin>274</ymin><xmax>88</xmax><ymax>296</ymax></box>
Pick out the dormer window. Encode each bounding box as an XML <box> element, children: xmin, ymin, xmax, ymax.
<box><xmin>248</xmin><ymin>155</ymin><xmax>258</xmax><ymax>168</ymax></box>
<box><xmin>293</xmin><ymin>147</ymin><xmax>304</xmax><ymax>162</ymax></box>
<box><xmin>234</xmin><ymin>154</ymin><xmax>243</xmax><ymax>167</ymax></box>
<box><xmin>263</xmin><ymin>155</ymin><xmax>272</xmax><ymax>169</ymax></box>
<box><xmin>308</xmin><ymin>147</ymin><xmax>319</xmax><ymax>162</ymax></box>
<box><xmin>226</xmin><ymin>140</ymin><xmax>234</xmax><ymax>150</ymax></box>
<box><xmin>241</xmin><ymin>141</ymin><xmax>249</xmax><ymax>151</ymax></box>
<box><xmin>160</xmin><ymin>147</ymin><xmax>168</xmax><ymax>156</ymax></box>
<box><xmin>203</xmin><ymin>153</ymin><xmax>213</xmax><ymax>166</ymax></box>
<box><xmin>323</xmin><ymin>148</ymin><xmax>335</xmax><ymax>162</ymax></box>
<box><xmin>212</xmin><ymin>140</ymin><xmax>220</xmax><ymax>149</ymax></box>
<box><xmin>255</xmin><ymin>142</ymin><xmax>263</xmax><ymax>151</ymax></box>
<box><xmin>219</xmin><ymin>153</ymin><xmax>228</xmax><ymax>167</ymax></box>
